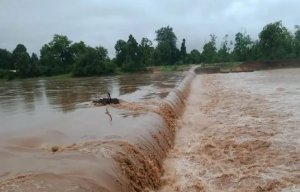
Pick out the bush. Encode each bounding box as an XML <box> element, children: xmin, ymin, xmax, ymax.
<box><xmin>0</xmin><ymin>69</ymin><xmax>17</xmax><ymax>80</ymax></box>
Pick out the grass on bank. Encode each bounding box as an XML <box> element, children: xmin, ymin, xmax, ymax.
<box><xmin>0</xmin><ymin>73</ymin><xmax>72</xmax><ymax>82</ymax></box>
<box><xmin>152</xmin><ymin>62</ymin><xmax>243</xmax><ymax>72</ymax></box>
<box><xmin>40</xmin><ymin>73</ymin><xmax>72</xmax><ymax>80</ymax></box>
<box><xmin>220</xmin><ymin>62</ymin><xmax>243</xmax><ymax>69</ymax></box>
<box><xmin>203</xmin><ymin>62</ymin><xmax>243</xmax><ymax>69</ymax></box>
<box><xmin>0</xmin><ymin>62</ymin><xmax>244</xmax><ymax>82</ymax></box>
<box><xmin>150</xmin><ymin>64</ymin><xmax>194</xmax><ymax>72</ymax></box>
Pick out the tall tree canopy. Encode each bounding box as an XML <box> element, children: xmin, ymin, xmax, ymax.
<box><xmin>232</xmin><ymin>32</ymin><xmax>252</xmax><ymax>61</ymax></box>
<box><xmin>70</xmin><ymin>41</ymin><xmax>88</xmax><ymax>61</ymax></box>
<box><xmin>139</xmin><ymin>38</ymin><xmax>154</xmax><ymax>66</ymax></box>
<box><xmin>73</xmin><ymin>46</ymin><xmax>113</xmax><ymax>76</ymax></box>
<box><xmin>12</xmin><ymin>44</ymin><xmax>38</xmax><ymax>77</ymax></box>
<box><xmin>2</xmin><ymin>21</ymin><xmax>300</xmax><ymax>79</ymax></box>
<box><xmin>0</xmin><ymin>49</ymin><xmax>13</xmax><ymax>70</ymax></box>
<box><xmin>114</xmin><ymin>40</ymin><xmax>127</xmax><ymax>67</ymax></box>
<box><xmin>122</xmin><ymin>34</ymin><xmax>143</xmax><ymax>72</ymax></box>
<box><xmin>259</xmin><ymin>21</ymin><xmax>293</xmax><ymax>60</ymax></box>
<box><xmin>155</xmin><ymin>26</ymin><xmax>179</xmax><ymax>65</ymax></box>
<box><xmin>202</xmin><ymin>34</ymin><xmax>217</xmax><ymax>63</ymax></box>
<box><xmin>217</xmin><ymin>35</ymin><xmax>231</xmax><ymax>62</ymax></box>
<box><xmin>187</xmin><ymin>49</ymin><xmax>201</xmax><ymax>64</ymax></box>
<box><xmin>180</xmin><ymin>38</ymin><xmax>187</xmax><ymax>62</ymax></box>
<box><xmin>114</xmin><ymin>35</ymin><xmax>145</xmax><ymax>72</ymax></box>
<box><xmin>40</xmin><ymin>35</ymin><xmax>73</xmax><ymax>75</ymax></box>
<box><xmin>294</xmin><ymin>25</ymin><xmax>300</xmax><ymax>58</ymax></box>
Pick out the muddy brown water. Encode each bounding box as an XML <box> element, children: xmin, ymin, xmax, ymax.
<box><xmin>0</xmin><ymin>72</ymin><xmax>188</xmax><ymax>191</ymax></box>
<box><xmin>1</xmin><ymin>68</ymin><xmax>300</xmax><ymax>191</ymax></box>
<box><xmin>157</xmin><ymin>68</ymin><xmax>300</xmax><ymax>192</ymax></box>
<box><xmin>0</xmin><ymin>72</ymin><xmax>184</xmax><ymax>134</ymax></box>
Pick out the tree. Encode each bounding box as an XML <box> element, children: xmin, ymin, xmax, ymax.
<box><xmin>180</xmin><ymin>38</ymin><xmax>187</xmax><ymax>62</ymax></box>
<box><xmin>232</xmin><ymin>31</ymin><xmax>252</xmax><ymax>61</ymax></box>
<box><xmin>12</xmin><ymin>44</ymin><xmax>32</xmax><ymax>77</ymax></box>
<box><xmin>126</xmin><ymin>35</ymin><xmax>139</xmax><ymax>63</ymax></box>
<box><xmin>114</xmin><ymin>39</ymin><xmax>127</xmax><ymax>67</ymax></box>
<box><xmin>29</xmin><ymin>53</ymin><xmax>40</xmax><ymax>76</ymax></box>
<box><xmin>70</xmin><ymin>41</ymin><xmax>87</xmax><ymax>61</ymax></box>
<box><xmin>40</xmin><ymin>34</ymin><xmax>73</xmax><ymax>75</ymax></box>
<box><xmin>202</xmin><ymin>34</ymin><xmax>217</xmax><ymax>64</ymax></box>
<box><xmin>139</xmin><ymin>37</ymin><xmax>154</xmax><ymax>66</ymax></box>
<box><xmin>0</xmin><ymin>49</ymin><xmax>13</xmax><ymax>70</ymax></box>
<box><xmin>186</xmin><ymin>49</ymin><xmax>201</xmax><ymax>64</ymax></box>
<box><xmin>155</xmin><ymin>26</ymin><xmax>179</xmax><ymax>65</ymax></box>
<box><xmin>122</xmin><ymin>34</ymin><xmax>143</xmax><ymax>72</ymax></box>
<box><xmin>114</xmin><ymin>35</ymin><xmax>145</xmax><ymax>72</ymax></box>
<box><xmin>12</xmin><ymin>44</ymin><xmax>27</xmax><ymax>55</ymax></box>
<box><xmin>248</xmin><ymin>40</ymin><xmax>262</xmax><ymax>61</ymax></box>
<box><xmin>73</xmin><ymin>46</ymin><xmax>113</xmax><ymax>76</ymax></box>
<box><xmin>294</xmin><ymin>25</ymin><xmax>300</xmax><ymax>58</ymax></box>
<box><xmin>217</xmin><ymin>35</ymin><xmax>231</xmax><ymax>62</ymax></box>
<box><xmin>259</xmin><ymin>21</ymin><xmax>293</xmax><ymax>60</ymax></box>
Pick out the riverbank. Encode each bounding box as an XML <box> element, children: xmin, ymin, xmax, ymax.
<box><xmin>0</xmin><ymin>73</ymin><xmax>72</xmax><ymax>82</ymax></box>
<box><xmin>0</xmin><ymin>65</ymin><xmax>192</xmax><ymax>82</ymax></box>
<box><xmin>2</xmin><ymin>59</ymin><xmax>300</xmax><ymax>82</ymax></box>
<box><xmin>156</xmin><ymin>69</ymin><xmax>300</xmax><ymax>191</ymax></box>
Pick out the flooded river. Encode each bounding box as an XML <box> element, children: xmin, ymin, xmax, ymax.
<box><xmin>1</xmin><ymin>68</ymin><xmax>299</xmax><ymax>191</ymax></box>
<box><xmin>0</xmin><ymin>71</ymin><xmax>186</xmax><ymax>192</ymax></box>
<box><xmin>0</xmin><ymin>72</ymin><xmax>183</xmax><ymax>134</ymax></box>
<box><xmin>157</xmin><ymin>68</ymin><xmax>300</xmax><ymax>192</ymax></box>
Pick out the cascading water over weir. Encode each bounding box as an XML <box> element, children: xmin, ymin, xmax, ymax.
<box><xmin>0</xmin><ymin>67</ymin><xmax>196</xmax><ymax>192</ymax></box>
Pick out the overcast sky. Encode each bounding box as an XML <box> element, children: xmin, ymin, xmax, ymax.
<box><xmin>1</xmin><ymin>0</ymin><xmax>300</xmax><ymax>56</ymax></box>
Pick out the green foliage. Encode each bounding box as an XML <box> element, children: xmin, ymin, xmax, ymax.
<box><xmin>3</xmin><ymin>21</ymin><xmax>300</xmax><ymax>79</ymax></box>
<box><xmin>13</xmin><ymin>44</ymin><xmax>27</xmax><ymax>54</ymax></box>
<box><xmin>248</xmin><ymin>41</ymin><xmax>262</xmax><ymax>60</ymax></box>
<box><xmin>123</xmin><ymin>34</ymin><xmax>142</xmax><ymax>72</ymax></box>
<box><xmin>114</xmin><ymin>35</ymin><xmax>145</xmax><ymax>72</ymax></box>
<box><xmin>202</xmin><ymin>34</ymin><xmax>217</xmax><ymax>64</ymax></box>
<box><xmin>186</xmin><ymin>49</ymin><xmax>201</xmax><ymax>64</ymax></box>
<box><xmin>220</xmin><ymin>62</ymin><xmax>242</xmax><ymax>69</ymax></box>
<box><xmin>217</xmin><ymin>35</ymin><xmax>231</xmax><ymax>62</ymax></box>
<box><xmin>155</xmin><ymin>26</ymin><xmax>179</xmax><ymax>65</ymax></box>
<box><xmin>259</xmin><ymin>21</ymin><xmax>293</xmax><ymax>60</ymax></box>
<box><xmin>40</xmin><ymin>35</ymin><xmax>73</xmax><ymax>75</ymax></box>
<box><xmin>14</xmin><ymin>52</ymin><xmax>31</xmax><ymax>76</ymax></box>
<box><xmin>0</xmin><ymin>49</ymin><xmax>13</xmax><ymax>70</ymax></box>
<box><xmin>293</xmin><ymin>25</ymin><xmax>300</xmax><ymax>58</ymax></box>
<box><xmin>0</xmin><ymin>69</ymin><xmax>16</xmax><ymax>80</ymax></box>
<box><xmin>139</xmin><ymin>38</ymin><xmax>154</xmax><ymax>66</ymax></box>
<box><xmin>180</xmin><ymin>38</ymin><xmax>187</xmax><ymax>62</ymax></box>
<box><xmin>30</xmin><ymin>53</ymin><xmax>41</xmax><ymax>76</ymax></box>
<box><xmin>114</xmin><ymin>40</ymin><xmax>127</xmax><ymax>67</ymax></box>
<box><xmin>72</xmin><ymin>46</ymin><xmax>112</xmax><ymax>76</ymax></box>
<box><xmin>232</xmin><ymin>32</ymin><xmax>252</xmax><ymax>61</ymax></box>
<box><xmin>12</xmin><ymin>44</ymin><xmax>39</xmax><ymax>77</ymax></box>
<box><xmin>70</xmin><ymin>41</ymin><xmax>88</xmax><ymax>60</ymax></box>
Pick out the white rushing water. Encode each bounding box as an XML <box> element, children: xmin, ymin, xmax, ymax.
<box><xmin>157</xmin><ymin>68</ymin><xmax>300</xmax><ymax>192</ymax></box>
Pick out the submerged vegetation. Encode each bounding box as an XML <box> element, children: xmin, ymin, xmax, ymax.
<box><xmin>1</xmin><ymin>21</ymin><xmax>300</xmax><ymax>79</ymax></box>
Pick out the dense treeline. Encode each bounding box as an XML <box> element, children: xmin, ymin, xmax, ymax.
<box><xmin>1</xmin><ymin>21</ymin><xmax>300</xmax><ymax>79</ymax></box>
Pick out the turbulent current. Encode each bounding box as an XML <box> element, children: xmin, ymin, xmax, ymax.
<box><xmin>0</xmin><ymin>70</ymin><xmax>194</xmax><ymax>191</ymax></box>
<box><xmin>1</xmin><ymin>68</ymin><xmax>300</xmax><ymax>191</ymax></box>
<box><xmin>157</xmin><ymin>68</ymin><xmax>300</xmax><ymax>192</ymax></box>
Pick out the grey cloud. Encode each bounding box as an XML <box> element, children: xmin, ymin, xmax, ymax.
<box><xmin>0</xmin><ymin>0</ymin><xmax>300</xmax><ymax>56</ymax></box>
